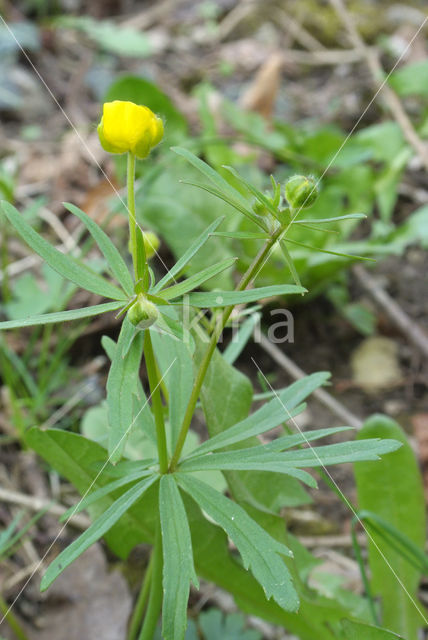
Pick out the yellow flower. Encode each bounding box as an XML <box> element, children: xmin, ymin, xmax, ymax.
<box><xmin>97</xmin><ymin>101</ymin><xmax>164</xmax><ymax>158</ymax></box>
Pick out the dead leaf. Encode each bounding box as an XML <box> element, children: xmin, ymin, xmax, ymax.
<box><xmin>240</xmin><ymin>51</ymin><xmax>284</xmax><ymax>120</ymax></box>
<box><xmin>350</xmin><ymin>336</ymin><xmax>402</xmax><ymax>393</ymax></box>
<box><xmin>412</xmin><ymin>413</ymin><xmax>428</xmax><ymax>500</ymax></box>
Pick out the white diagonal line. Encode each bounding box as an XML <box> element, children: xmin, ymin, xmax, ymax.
<box><xmin>0</xmin><ymin>16</ymin><xmax>175</xmax><ymax>284</ymax></box>
<box><xmin>0</xmin><ymin>354</ymin><xmax>177</xmax><ymax>626</ymax></box>
<box><xmin>251</xmin><ymin>14</ymin><xmax>428</xmax><ymax>284</ymax></box>
<box><xmin>251</xmin><ymin>356</ymin><xmax>428</xmax><ymax>625</ymax></box>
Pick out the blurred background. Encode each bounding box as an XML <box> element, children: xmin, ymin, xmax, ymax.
<box><xmin>0</xmin><ymin>1</ymin><xmax>427</xmax><ymax>638</ymax></box>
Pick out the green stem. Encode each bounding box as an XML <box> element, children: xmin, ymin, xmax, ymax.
<box><xmin>351</xmin><ymin>523</ymin><xmax>380</xmax><ymax>625</ymax></box>
<box><xmin>0</xmin><ymin>594</ymin><xmax>30</xmax><ymax>640</ymax></box>
<box><xmin>127</xmin><ymin>552</ymin><xmax>154</xmax><ymax>640</ymax></box>
<box><xmin>127</xmin><ymin>151</ymin><xmax>138</xmax><ymax>279</ymax></box>
<box><xmin>143</xmin><ymin>330</ymin><xmax>168</xmax><ymax>474</ymax></box>
<box><xmin>169</xmin><ymin>226</ymin><xmax>284</xmax><ymax>471</ymax></box>
<box><xmin>138</xmin><ymin>525</ymin><xmax>163</xmax><ymax>640</ymax></box>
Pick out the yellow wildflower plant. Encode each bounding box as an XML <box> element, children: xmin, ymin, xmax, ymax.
<box><xmin>97</xmin><ymin>100</ymin><xmax>164</xmax><ymax>159</ymax></box>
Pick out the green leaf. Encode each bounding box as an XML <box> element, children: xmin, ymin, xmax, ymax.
<box><xmin>63</xmin><ymin>203</ymin><xmax>134</xmax><ymax>296</ymax></box>
<box><xmin>180</xmin><ymin>438</ymin><xmax>400</xmax><ymax>483</ymax></box>
<box><xmin>172</xmin><ymin>148</ymin><xmax>250</xmax><ymax>210</ymax></box>
<box><xmin>263</xmin><ymin>438</ymin><xmax>401</xmax><ymax>466</ymax></box>
<box><xmin>199</xmin><ymin>609</ymin><xmax>261</xmax><ymax>640</ymax></box>
<box><xmin>357</xmin><ymin>510</ymin><xmax>428</xmax><ymax>574</ymax></box>
<box><xmin>222</xmin><ymin>165</ymin><xmax>280</xmax><ymax>219</ymax></box>
<box><xmin>40</xmin><ymin>474</ymin><xmax>158</xmax><ymax>591</ymax></box>
<box><xmin>25</xmin><ymin>428</ymin><xmax>158</xmax><ymax>557</ymax></box>
<box><xmin>172</xmin><ymin>147</ymin><xmax>262</xmax><ymax>227</ymax></box>
<box><xmin>105</xmin><ymin>318</ymin><xmax>144</xmax><ymax>463</ymax></box>
<box><xmin>341</xmin><ymin>619</ymin><xmax>405</xmax><ymax>639</ymax></box>
<box><xmin>180</xmin><ymin>453</ymin><xmax>316</xmax><ymax>487</ymax></box>
<box><xmin>60</xmin><ymin>467</ymin><xmax>154</xmax><ymax>521</ymax></box>
<box><xmin>177</xmin><ymin>473</ymin><xmax>298</xmax><ymax>611</ymax></box>
<box><xmin>197</xmin><ymin>354</ymin><xmax>319</xmax><ymax>511</ymax></box>
<box><xmin>354</xmin><ymin>415</ymin><xmax>427</xmax><ymax>639</ymax></box>
<box><xmin>223</xmin><ymin>312</ymin><xmax>261</xmax><ymax>365</ymax></box>
<box><xmin>135</xmin><ymin>225</ymin><xmax>147</xmax><ymax>283</ymax></box>
<box><xmin>151</xmin><ymin>329</ymin><xmax>194</xmax><ymax>451</ymax></box>
<box><xmin>0</xmin><ymin>301</ymin><xmax>123</xmax><ymax>330</ymax></box>
<box><xmin>212</xmin><ymin>231</ymin><xmax>269</xmax><ymax>239</ymax></box>
<box><xmin>279</xmin><ymin>240</ymin><xmax>302</xmax><ymax>287</ymax></box>
<box><xmin>190</xmin><ymin>373</ymin><xmax>331</xmax><ymax>456</ymax></box>
<box><xmin>184</xmin><ymin>284</ymin><xmax>306</xmax><ymax>308</ymax></box>
<box><xmin>389</xmin><ymin>60</ymin><xmax>428</xmax><ymax>97</ymax></box>
<box><xmin>180</xmin><ymin>179</ymin><xmax>264</xmax><ymax>228</ymax></box>
<box><xmin>285</xmin><ymin>237</ymin><xmax>376</xmax><ymax>262</ymax></box>
<box><xmin>160</xmin><ymin>475</ymin><xmax>198</xmax><ymax>640</ymax></box>
<box><xmin>152</xmin><ymin>217</ymin><xmax>225</xmax><ymax>293</ymax></box>
<box><xmin>183</xmin><ymin>493</ymin><xmax>344</xmax><ymax>639</ymax></box>
<box><xmin>56</xmin><ymin>16</ymin><xmax>152</xmax><ymax>57</ymax></box>
<box><xmin>158</xmin><ymin>257</ymin><xmax>237</xmax><ymax>300</ymax></box>
<box><xmin>294</xmin><ymin>213</ymin><xmax>366</xmax><ymax>224</ymax></box>
<box><xmin>1</xmin><ymin>201</ymin><xmax>126</xmax><ymax>300</ymax></box>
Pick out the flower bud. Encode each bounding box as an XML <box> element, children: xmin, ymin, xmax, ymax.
<box><xmin>252</xmin><ymin>201</ymin><xmax>268</xmax><ymax>216</ymax></box>
<box><xmin>143</xmin><ymin>231</ymin><xmax>160</xmax><ymax>260</ymax></box>
<box><xmin>127</xmin><ymin>294</ymin><xmax>159</xmax><ymax>328</ymax></box>
<box><xmin>97</xmin><ymin>101</ymin><xmax>164</xmax><ymax>159</ymax></box>
<box><xmin>284</xmin><ymin>175</ymin><xmax>318</xmax><ymax>209</ymax></box>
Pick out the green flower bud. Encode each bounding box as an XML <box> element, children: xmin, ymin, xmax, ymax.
<box><xmin>143</xmin><ymin>231</ymin><xmax>160</xmax><ymax>260</ymax></box>
<box><xmin>284</xmin><ymin>175</ymin><xmax>318</xmax><ymax>209</ymax></box>
<box><xmin>127</xmin><ymin>294</ymin><xmax>159</xmax><ymax>329</ymax></box>
<box><xmin>252</xmin><ymin>201</ymin><xmax>268</xmax><ymax>216</ymax></box>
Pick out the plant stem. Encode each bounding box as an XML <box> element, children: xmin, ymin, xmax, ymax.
<box><xmin>127</xmin><ymin>151</ymin><xmax>138</xmax><ymax>279</ymax></box>
<box><xmin>351</xmin><ymin>523</ymin><xmax>380</xmax><ymax>625</ymax></box>
<box><xmin>143</xmin><ymin>330</ymin><xmax>168</xmax><ymax>474</ymax></box>
<box><xmin>0</xmin><ymin>594</ymin><xmax>30</xmax><ymax>640</ymax></box>
<box><xmin>127</xmin><ymin>552</ymin><xmax>154</xmax><ymax>640</ymax></box>
<box><xmin>169</xmin><ymin>226</ymin><xmax>284</xmax><ymax>471</ymax></box>
<box><xmin>138</xmin><ymin>525</ymin><xmax>163</xmax><ymax>640</ymax></box>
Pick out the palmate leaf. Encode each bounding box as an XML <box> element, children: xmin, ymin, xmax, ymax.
<box><xmin>40</xmin><ymin>474</ymin><xmax>158</xmax><ymax>591</ymax></box>
<box><xmin>188</xmin><ymin>372</ymin><xmax>330</xmax><ymax>457</ymax></box>
<box><xmin>64</xmin><ymin>202</ymin><xmax>134</xmax><ymax>296</ymax></box>
<box><xmin>157</xmin><ymin>257</ymin><xmax>237</xmax><ymax>300</ymax></box>
<box><xmin>152</xmin><ymin>217</ymin><xmax>225</xmax><ymax>293</ymax></box>
<box><xmin>183</xmin><ymin>284</ymin><xmax>306</xmax><ymax>308</ymax></box>
<box><xmin>159</xmin><ymin>475</ymin><xmax>198</xmax><ymax>640</ymax></box>
<box><xmin>177</xmin><ymin>473</ymin><xmax>299</xmax><ymax>612</ymax></box>
<box><xmin>0</xmin><ymin>301</ymin><xmax>123</xmax><ymax>330</ymax></box>
<box><xmin>1</xmin><ymin>201</ymin><xmax>126</xmax><ymax>301</ymax></box>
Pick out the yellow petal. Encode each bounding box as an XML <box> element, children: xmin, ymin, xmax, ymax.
<box><xmin>97</xmin><ymin>101</ymin><xmax>164</xmax><ymax>158</ymax></box>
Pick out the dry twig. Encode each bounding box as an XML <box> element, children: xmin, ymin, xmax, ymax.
<box><xmin>330</xmin><ymin>0</ymin><xmax>428</xmax><ymax>171</ymax></box>
<box><xmin>353</xmin><ymin>264</ymin><xmax>428</xmax><ymax>358</ymax></box>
